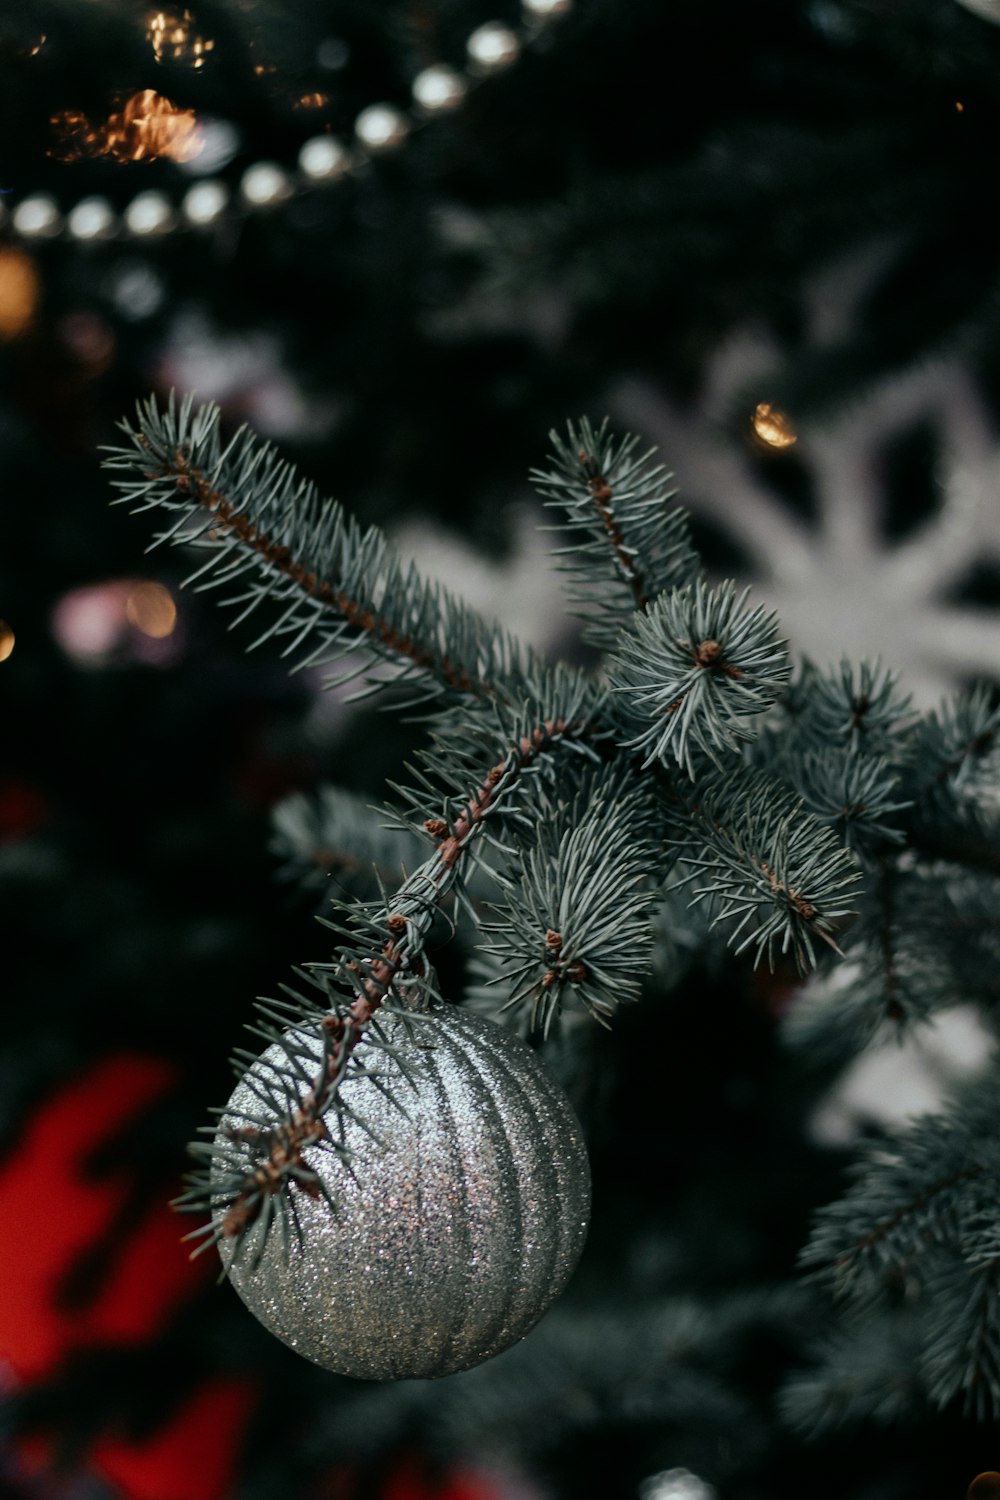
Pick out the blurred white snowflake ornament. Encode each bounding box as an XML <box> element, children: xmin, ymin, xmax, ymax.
<box><xmin>953</xmin><ymin>0</ymin><xmax>1000</xmax><ymax>23</ymax></box>
<box><xmin>615</xmin><ymin>356</ymin><xmax>1000</xmax><ymax>705</ymax></box>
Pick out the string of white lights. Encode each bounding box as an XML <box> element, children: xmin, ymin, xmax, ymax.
<box><xmin>0</xmin><ymin>0</ymin><xmax>572</xmax><ymax>246</ymax></box>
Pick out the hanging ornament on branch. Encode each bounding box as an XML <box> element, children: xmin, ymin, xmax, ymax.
<box><xmin>214</xmin><ymin>1004</ymin><xmax>591</xmax><ymax>1380</ymax></box>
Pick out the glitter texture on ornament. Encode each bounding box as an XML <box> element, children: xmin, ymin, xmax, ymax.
<box><xmin>215</xmin><ymin>1005</ymin><xmax>591</xmax><ymax>1380</ymax></box>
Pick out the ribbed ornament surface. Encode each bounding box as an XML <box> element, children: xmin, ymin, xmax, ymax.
<box><xmin>215</xmin><ymin>1006</ymin><xmax>591</xmax><ymax>1380</ymax></box>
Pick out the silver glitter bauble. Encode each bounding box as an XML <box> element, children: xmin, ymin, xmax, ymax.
<box><xmin>215</xmin><ymin>1005</ymin><xmax>591</xmax><ymax>1380</ymax></box>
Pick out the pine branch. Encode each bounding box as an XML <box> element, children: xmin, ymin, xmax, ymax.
<box><xmin>773</xmin><ymin>745</ymin><xmax>911</xmax><ymax>852</ymax></box>
<box><xmin>799</xmin><ymin>1078</ymin><xmax>1000</xmax><ymax>1301</ymax></box>
<box><xmin>902</xmin><ymin>686</ymin><xmax>1000</xmax><ymax>818</ymax></box>
<box><xmin>270</xmin><ymin>786</ymin><xmax>427</xmax><ymax>902</ymax></box>
<box><xmin>608</xmin><ymin>580</ymin><xmax>791</xmax><ymax>778</ymax></box>
<box><xmin>781</xmin><ymin>1313</ymin><xmax>927</xmax><ymax>1435</ymax></box>
<box><xmin>531</xmin><ymin>416</ymin><xmax>699</xmax><ymax>650</ymax></box>
<box><xmin>782</xmin><ymin>858</ymin><xmax>978</xmax><ymax>1062</ymax></box>
<box><xmin>788</xmin><ymin>658</ymin><xmax>912</xmax><ymax>755</ymax></box>
<box><xmin>897</xmin><ymin>687</ymin><xmax>1000</xmax><ymax>877</ymax></box>
<box><xmin>672</xmin><ymin>768</ymin><xmax>861</xmax><ymax>973</ymax></box>
<box><xmin>103</xmin><ymin>394</ymin><xmax>536</xmax><ymax>708</ymax></box>
<box><xmin>794</xmin><ymin>1170</ymin><xmax>1000</xmax><ymax>1424</ymax></box>
<box><xmin>474</xmin><ymin>768</ymin><xmax>664</xmax><ymax>1033</ymax></box>
<box><xmin>920</xmin><ymin>1242</ymin><xmax>1000</xmax><ymax>1418</ymax></box>
<box><xmin>177</xmin><ymin>711</ymin><xmax>598</xmax><ymax>1264</ymax></box>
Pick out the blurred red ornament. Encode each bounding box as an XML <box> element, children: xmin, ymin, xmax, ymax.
<box><xmin>381</xmin><ymin>1458</ymin><xmax>536</xmax><ymax>1500</ymax></box>
<box><xmin>0</xmin><ymin>779</ymin><xmax>50</xmax><ymax>841</ymax></box>
<box><xmin>58</xmin><ymin>312</ymin><xmax>117</xmax><ymax>378</ymax></box>
<box><xmin>0</xmin><ymin>1055</ymin><xmax>202</xmax><ymax>1381</ymax></box>
<box><xmin>0</xmin><ymin>1055</ymin><xmax>258</xmax><ymax>1500</ymax></box>
<box><xmin>93</xmin><ymin>1379</ymin><xmax>257</xmax><ymax>1500</ymax></box>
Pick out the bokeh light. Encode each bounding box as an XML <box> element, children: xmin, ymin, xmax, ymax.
<box><xmin>50</xmin><ymin>91</ymin><xmax>203</xmax><ymax>165</ymax></box>
<box><xmin>639</xmin><ymin>1470</ymin><xmax>717</xmax><ymax>1500</ymax></box>
<box><xmin>52</xmin><ymin>580</ymin><xmax>179</xmax><ymax>667</ymax></box>
<box><xmin>968</xmin><ymin>1477</ymin><xmax>1000</xmax><ymax>1500</ymax></box>
<box><xmin>751</xmin><ymin>401</ymin><xmax>797</xmax><ymax>449</ymax></box>
<box><xmin>0</xmin><ymin>246</ymin><xmax>41</xmax><ymax>343</ymax></box>
<box><xmin>125</xmin><ymin>581</ymin><xmax>177</xmax><ymax>639</ymax></box>
<box><xmin>59</xmin><ymin>311</ymin><xmax>117</xmax><ymax>376</ymax></box>
<box><xmin>147</xmin><ymin>8</ymin><xmax>215</xmax><ymax>69</ymax></box>
<box><xmin>0</xmin><ymin>620</ymin><xmax>15</xmax><ymax>662</ymax></box>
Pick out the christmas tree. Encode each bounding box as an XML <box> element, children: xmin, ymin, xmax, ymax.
<box><xmin>2</xmin><ymin>4</ymin><xmax>1000</xmax><ymax>1500</ymax></box>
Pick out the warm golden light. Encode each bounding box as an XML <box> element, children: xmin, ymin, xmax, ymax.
<box><xmin>752</xmin><ymin>402</ymin><xmax>797</xmax><ymax>449</ymax></box>
<box><xmin>0</xmin><ymin>621</ymin><xmax>14</xmax><ymax>663</ymax></box>
<box><xmin>125</xmin><ymin>582</ymin><xmax>177</xmax><ymax>639</ymax></box>
<box><xmin>50</xmin><ymin>90</ymin><xmax>203</xmax><ymax>164</ymax></box>
<box><xmin>955</xmin><ymin>100</ymin><xmax>965</xmax><ymax>112</ymax></box>
<box><xmin>0</xmin><ymin>246</ymin><xmax>41</xmax><ymax>343</ymax></box>
<box><xmin>294</xmin><ymin>91</ymin><xmax>330</xmax><ymax>110</ymax></box>
<box><xmin>29</xmin><ymin>35</ymin><xmax>46</xmax><ymax>56</ymax></box>
<box><xmin>147</xmin><ymin>9</ymin><xmax>215</xmax><ymax>68</ymax></box>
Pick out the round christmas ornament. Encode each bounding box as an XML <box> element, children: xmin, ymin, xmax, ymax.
<box><xmin>214</xmin><ymin>1005</ymin><xmax>591</xmax><ymax>1380</ymax></box>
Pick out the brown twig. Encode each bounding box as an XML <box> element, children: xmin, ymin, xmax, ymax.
<box><xmin>579</xmin><ymin>446</ymin><xmax>648</xmax><ymax>611</ymax></box>
<box><xmin>218</xmin><ymin>715</ymin><xmax>584</xmax><ymax>1239</ymax></box>
<box><xmin>160</xmin><ymin>449</ymin><xmax>487</xmax><ymax>698</ymax></box>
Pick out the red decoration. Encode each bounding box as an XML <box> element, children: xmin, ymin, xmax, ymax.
<box><xmin>92</xmin><ymin>1379</ymin><xmax>257</xmax><ymax>1500</ymax></box>
<box><xmin>382</xmin><ymin>1457</ymin><xmax>509</xmax><ymax>1500</ymax></box>
<box><xmin>0</xmin><ymin>1054</ymin><xmax>203</xmax><ymax>1381</ymax></box>
<box><xmin>0</xmin><ymin>1057</ymin><xmax>517</xmax><ymax>1500</ymax></box>
<box><xmin>0</xmin><ymin>1055</ymin><xmax>257</xmax><ymax>1500</ymax></box>
<box><xmin>0</xmin><ymin>778</ymin><xmax>50</xmax><ymax>842</ymax></box>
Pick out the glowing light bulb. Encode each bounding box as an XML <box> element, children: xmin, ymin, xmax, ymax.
<box><xmin>752</xmin><ymin>401</ymin><xmax>797</xmax><ymax>449</ymax></box>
